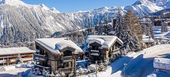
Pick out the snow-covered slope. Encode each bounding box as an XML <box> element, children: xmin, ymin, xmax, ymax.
<box><xmin>0</xmin><ymin>0</ymin><xmax>120</xmax><ymax>44</ymax></box>
<box><xmin>0</xmin><ymin>0</ymin><xmax>81</xmax><ymax>44</ymax></box>
<box><xmin>125</xmin><ymin>0</ymin><xmax>169</xmax><ymax>16</ymax></box>
<box><xmin>111</xmin><ymin>44</ymin><xmax>170</xmax><ymax>77</ymax></box>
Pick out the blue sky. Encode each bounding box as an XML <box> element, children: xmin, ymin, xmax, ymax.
<box><xmin>23</xmin><ymin>0</ymin><xmax>137</xmax><ymax>13</ymax></box>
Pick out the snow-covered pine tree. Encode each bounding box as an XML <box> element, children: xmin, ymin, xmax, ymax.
<box><xmin>124</xmin><ymin>10</ymin><xmax>143</xmax><ymax>51</ymax></box>
<box><xmin>113</xmin><ymin>9</ymin><xmax>143</xmax><ymax>52</ymax></box>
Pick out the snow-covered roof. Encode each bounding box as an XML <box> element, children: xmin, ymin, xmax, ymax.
<box><xmin>142</xmin><ymin>35</ymin><xmax>155</xmax><ymax>43</ymax></box>
<box><xmin>163</xmin><ymin>31</ymin><xmax>170</xmax><ymax>38</ymax></box>
<box><xmin>86</xmin><ymin>35</ymin><xmax>123</xmax><ymax>48</ymax></box>
<box><xmin>0</xmin><ymin>47</ymin><xmax>35</xmax><ymax>55</ymax></box>
<box><xmin>154</xmin><ymin>32</ymin><xmax>162</xmax><ymax>39</ymax></box>
<box><xmin>142</xmin><ymin>38</ymin><xmax>155</xmax><ymax>43</ymax></box>
<box><xmin>154</xmin><ymin>58</ymin><xmax>170</xmax><ymax>65</ymax></box>
<box><xmin>36</xmin><ymin>38</ymin><xmax>83</xmax><ymax>54</ymax></box>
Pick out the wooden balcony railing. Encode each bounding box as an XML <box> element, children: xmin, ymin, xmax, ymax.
<box><xmin>34</xmin><ymin>54</ymin><xmax>46</xmax><ymax>61</ymax></box>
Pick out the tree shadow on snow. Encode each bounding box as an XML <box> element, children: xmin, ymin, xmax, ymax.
<box><xmin>20</xmin><ymin>69</ymin><xmax>31</xmax><ymax>77</ymax></box>
<box><xmin>120</xmin><ymin>54</ymin><xmax>156</xmax><ymax>77</ymax></box>
<box><xmin>157</xmin><ymin>53</ymin><xmax>170</xmax><ymax>58</ymax></box>
<box><xmin>111</xmin><ymin>56</ymin><xmax>133</xmax><ymax>73</ymax></box>
<box><xmin>0</xmin><ymin>73</ymin><xmax>17</xmax><ymax>77</ymax></box>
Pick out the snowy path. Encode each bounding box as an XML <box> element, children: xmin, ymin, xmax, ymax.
<box><xmin>110</xmin><ymin>44</ymin><xmax>170</xmax><ymax>77</ymax></box>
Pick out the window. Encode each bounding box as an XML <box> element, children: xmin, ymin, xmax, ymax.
<box><xmin>63</xmin><ymin>50</ymin><xmax>72</xmax><ymax>56</ymax></box>
<box><xmin>63</xmin><ymin>62</ymin><xmax>70</xmax><ymax>68</ymax></box>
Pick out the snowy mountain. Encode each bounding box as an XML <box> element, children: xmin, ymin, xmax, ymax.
<box><xmin>125</xmin><ymin>0</ymin><xmax>169</xmax><ymax>16</ymax></box>
<box><xmin>0</xmin><ymin>0</ymin><xmax>169</xmax><ymax>45</ymax></box>
<box><xmin>0</xmin><ymin>0</ymin><xmax>120</xmax><ymax>45</ymax></box>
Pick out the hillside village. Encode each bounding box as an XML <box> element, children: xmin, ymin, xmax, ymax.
<box><xmin>0</xmin><ymin>10</ymin><xmax>170</xmax><ymax>77</ymax></box>
<box><xmin>0</xmin><ymin>0</ymin><xmax>170</xmax><ymax>77</ymax></box>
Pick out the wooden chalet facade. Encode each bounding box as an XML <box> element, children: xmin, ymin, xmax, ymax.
<box><xmin>0</xmin><ymin>47</ymin><xmax>35</xmax><ymax>66</ymax></box>
<box><xmin>85</xmin><ymin>35</ymin><xmax>123</xmax><ymax>64</ymax></box>
<box><xmin>33</xmin><ymin>38</ymin><xmax>84</xmax><ymax>77</ymax></box>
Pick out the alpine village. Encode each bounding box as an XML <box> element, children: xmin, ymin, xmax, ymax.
<box><xmin>0</xmin><ymin>0</ymin><xmax>170</xmax><ymax>77</ymax></box>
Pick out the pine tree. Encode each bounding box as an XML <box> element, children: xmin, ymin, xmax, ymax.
<box><xmin>124</xmin><ymin>11</ymin><xmax>143</xmax><ymax>50</ymax></box>
<box><xmin>113</xmin><ymin>10</ymin><xmax>144</xmax><ymax>51</ymax></box>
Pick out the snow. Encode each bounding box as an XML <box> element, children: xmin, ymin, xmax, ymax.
<box><xmin>36</xmin><ymin>38</ymin><xmax>83</xmax><ymax>54</ymax></box>
<box><xmin>0</xmin><ymin>0</ymin><xmax>61</xmax><ymax>13</ymax></box>
<box><xmin>0</xmin><ymin>47</ymin><xmax>35</xmax><ymax>55</ymax></box>
<box><xmin>163</xmin><ymin>31</ymin><xmax>170</xmax><ymax>38</ymax></box>
<box><xmin>0</xmin><ymin>64</ymin><xmax>30</xmax><ymax>77</ymax></box>
<box><xmin>0</xmin><ymin>0</ymin><xmax>26</xmax><ymax>6</ymax></box>
<box><xmin>87</xmin><ymin>38</ymin><xmax>105</xmax><ymax>45</ymax></box>
<box><xmin>86</xmin><ymin>35</ymin><xmax>123</xmax><ymax>49</ymax></box>
<box><xmin>50</xmin><ymin>7</ymin><xmax>60</xmax><ymax>13</ymax></box>
<box><xmin>110</xmin><ymin>44</ymin><xmax>170</xmax><ymax>77</ymax></box>
<box><xmin>4</xmin><ymin>44</ymin><xmax>170</xmax><ymax>77</ymax></box>
<box><xmin>153</xmin><ymin>58</ymin><xmax>170</xmax><ymax>71</ymax></box>
<box><xmin>39</xmin><ymin>4</ymin><xmax>49</xmax><ymax>10</ymax></box>
<box><xmin>142</xmin><ymin>35</ymin><xmax>155</xmax><ymax>43</ymax></box>
<box><xmin>79</xmin><ymin>66</ymin><xmax>112</xmax><ymax>77</ymax></box>
<box><xmin>126</xmin><ymin>0</ymin><xmax>165</xmax><ymax>16</ymax></box>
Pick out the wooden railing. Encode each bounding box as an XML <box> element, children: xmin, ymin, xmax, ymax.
<box><xmin>90</xmin><ymin>50</ymin><xmax>100</xmax><ymax>53</ymax></box>
<box><xmin>34</xmin><ymin>53</ymin><xmax>46</xmax><ymax>61</ymax></box>
<box><xmin>59</xmin><ymin>67</ymin><xmax>73</xmax><ymax>74</ymax></box>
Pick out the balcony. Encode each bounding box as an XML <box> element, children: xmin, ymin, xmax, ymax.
<box><xmin>90</xmin><ymin>50</ymin><xmax>100</xmax><ymax>53</ymax></box>
<box><xmin>34</xmin><ymin>54</ymin><xmax>46</xmax><ymax>61</ymax></box>
<box><xmin>59</xmin><ymin>67</ymin><xmax>73</xmax><ymax>74</ymax></box>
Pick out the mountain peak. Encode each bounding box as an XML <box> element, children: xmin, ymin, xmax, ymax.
<box><xmin>39</xmin><ymin>4</ymin><xmax>50</xmax><ymax>10</ymax></box>
<box><xmin>0</xmin><ymin>0</ymin><xmax>56</xmax><ymax>11</ymax></box>
<box><xmin>0</xmin><ymin>0</ymin><xmax>25</xmax><ymax>6</ymax></box>
<box><xmin>134</xmin><ymin>0</ymin><xmax>169</xmax><ymax>6</ymax></box>
<box><xmin>50</xmin><ymin>7</ymin><xmax>60</xmax><ymax>13</ymax></box>
<box><xmin>133</xmin><ymin>0</ymin><xmax>151</xmax><ymax>5</ymax></box>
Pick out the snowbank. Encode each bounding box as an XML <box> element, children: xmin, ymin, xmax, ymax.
<box><xmin>79</xmin><ymin>66</ymin><xmax>112</xmax><ymax>77</ymax></box>
<box><xmin>153</xmin><ymin>58</ymin><xmax>170</xmax><ymax>71</ymax></box>
<box><xmin>111</xmin><ymin>44</ymin><xmax>170</xmax><ymax>77</ymax></box>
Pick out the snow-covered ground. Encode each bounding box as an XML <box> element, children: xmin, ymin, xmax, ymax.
<box><xmin>0</xmin><ymin>63</ymin><xmax>33</xmax><ymax>77</ymax></box>
<box><xmin>78</xmin><ymin>66</ymin><xmax>112</xmax><ymax>77</ymax></box>
<box><xmin>0</xmin><ymin>67</ymin><xmax>29</xmax><ymax>77</ymax></box>
<box><xmin>24</xmin><ymin>44</ymin><xmax>170</xmax><ymax>77</ymax></box>
<box><xmin>110</xmin><ymin>44</ymin><xmax>170</xmax><ymax>77</ymax></box>
<box><xmin>1</xmin><ymin>44</ymin><xmax>170</xmax><ymax>77</ymax></box>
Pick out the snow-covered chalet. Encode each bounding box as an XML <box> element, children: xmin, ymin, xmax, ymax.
<box><xmin>0</xmin><ymin>47</ymin><xmax>35</xmax><ymax>66</ymax></box>
<box><xmin>33</xmin><ymin>38</ymin><xmax>84</xmax><ymax>77</ymax></box>
<box><xmin>85</xmin><ymin>35</ymin><xmax>123</xmax><ymax>64</ymax></box>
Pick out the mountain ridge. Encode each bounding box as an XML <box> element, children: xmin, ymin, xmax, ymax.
<box><xmin>0</xmin><ymin>0</ymin><xmax>169</xmax><ymax>45</ymax></box>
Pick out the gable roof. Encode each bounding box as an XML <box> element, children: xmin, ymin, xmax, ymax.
<box><xmin>86</xmin><ymin>35</ymin><xmax>123</xmax><ymax>48</ymax></box>
<box><xmin>36</xmin><ymin>38</ymin><xmax>83</xmax><ymax>54</ymax></box>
